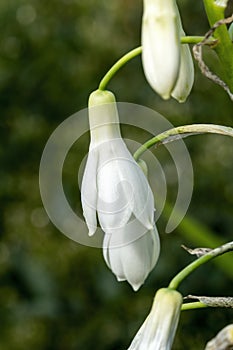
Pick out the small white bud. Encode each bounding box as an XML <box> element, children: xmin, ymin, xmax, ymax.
<box><xmin>141</xmin><ymin>0</ymin><xmax>180</xmax><ymax>99</ymax></box>
<box><xmin>128</xmin><ymin>288</ymin><xmax>182</xmax><ymax>349</ymax></box>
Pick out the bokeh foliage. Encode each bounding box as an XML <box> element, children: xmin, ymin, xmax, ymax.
<box><xmin>0</xmin><ymin>0</ymin><xmax>232</xmax><ymax>349</ymax></box>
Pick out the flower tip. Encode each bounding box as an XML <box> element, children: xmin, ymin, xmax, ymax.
<box><xmin>143</xmin><ymin>221</ymin><xmax>154</xmax><ymax>231</ymax></box>
<box><xmin>88</xmin><ymin>227</ymin><xmax>96</xmax><ymax>236</ymax></box>
<box><xmin>116</xmin><ymin>275</ymin><xmax>142</xmax><ymax>291</ymax></box>
<box><xmin>132</xmin><ymin>283</ymin><xmax>142</xmax><ymax>292</ymax></box>
<box><xmin>173</xmin><ymin>95</ymin><xmax>187</xmax><ymax>103</ymax></box>
<box><xmin>161</xmin><ymin>93</ymin><xmax>171</xmax><ymax>100</ymax></box>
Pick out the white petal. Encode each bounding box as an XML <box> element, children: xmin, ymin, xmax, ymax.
<box><xmin>111</xmin><ymin>153</ymin><xmax>154</xmax><ymax>230</ymax></box>
<box><xmin>121</xmin><ymin>161</ymin><xmax>154</xmax><ymax>230</ymax></box>
<box><xmin>127</xmin><ymin>318</ymin><xmax>148</xmax><ymax>350</ymax></box>
<box><xmin>171</xmin><ymin>42</ymin><xmax>194</xmax><ymax>102</ymax></box>
<box><xmin>103</xmin><ymin>233</ymin><xmax>126</xmax><ymax>281</ymax></box>
<box><xmin>102</xmin><ymin>222</ymin><xmax>160</xmax><ymax>291</ymax></box>
<box><xmin>120</xmin><ymin>228</ymin><xmax>160</xmax><ymax>291</ymax></box>
<box><xmin>97</xmin><ymin>156</ymin><xmax>133</xmax><ymax>232</ymax></box>
<box><xmin>149</xmin><ymin>225</ymin><xmax>161</xmax><ymax>269</ymax></box>
<box><xmin>81</xmin><ymin>147</ymin><xmax>98</xmax><ymax>235</ymax></box>
<box><xmin>98</xmin><ymin>139</ymin><xmax>155</xmax><ymax>231</ymax></box>
<box><xmin>130</xmin><ymin>169</ymin><xmax>154</xmax><ymax>230</ymax></box>
<box><xmin>171</xmin><ymin>7</ymin><xmax>194</xmax><ymax>102</ymax></box>
<box><xmin>102</xmin><ymin>234</ymin><xmax>111</xmax><ymax>268</ymax></box>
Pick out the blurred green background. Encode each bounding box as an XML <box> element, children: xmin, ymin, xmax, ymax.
<box><xmin>0</xmin><ymin>0</ymin><xmax>233</xmax><ymax>349</ymax></box>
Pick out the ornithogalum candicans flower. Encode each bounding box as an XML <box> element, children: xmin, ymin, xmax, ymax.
<box><xmin>81</xmin><ymin>89</ymin><xmax>160</xmax><ymax>290</ymax></box>
<box><xmin>142</xmin><ymin>0</ymin><xmax>180</xmax><ymax>99</ymax></box>
<box><xmin>141</xmin><ymin>0</ymin><xmax>194</xmax><ymax>102</ymax></box>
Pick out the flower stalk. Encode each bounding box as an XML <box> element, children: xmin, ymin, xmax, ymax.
<box><xmin>98</xmin><ymin>47</ymin><xmax>142</xmax><ymax>91</ymax></box>
<box><xmin>168</xmin><ymin>241</ymin><xmax>233</xmax><ymax>290</ymax></box>
<box><xmin>98</xmin><ymin>37</ymin><xmax>208</xmax><ymax>92</ymax></box>
<box><xmin>181</xmin><ymin>302</ymin><xmax>208</xmax><ymax>311</ymax></box>
<box><xmin>133</xmin><ymin>123</ymin><xmax>233</xmax><ymax>161</ymax></box>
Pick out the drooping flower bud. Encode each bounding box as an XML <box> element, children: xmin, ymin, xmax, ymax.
<box><xmin>141</xmin><ymin>0</ymin><xmax>180</xmax><ymax>99</ymax></box>
<box><xmin>141</xmin><ymin>0</ymin><xmax>194</xmax><ymax>102</ymax></box>
<box><xmin>128</xmin><ymin>288</ymin><xmax>182</xmax><ymax>349</ymax></box>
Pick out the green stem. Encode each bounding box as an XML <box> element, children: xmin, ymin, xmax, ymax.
<box><xmin>181</xmin><ymin>36</ymin><xmax>211</xmax><ymax>44</ymax></box>
<box><xmin>98</xmin><ymin>47</ymin><xmax>142</xmax><ymax>91</ymax></box>
<box><xmin>168</xmin><ymin>241</ymin><xmax>233</xmax><ymax>290</ymax></box>
<box><xmin>181</xmin><ymin>302</ymin><xmax>208</xmax><ymax>311</ymax></box>
<box><xmin>98</xmin><ymin>37</ymin><xmax>208</xmax><ymax>91</ymax></box>
<box><xmin>202</xmin><ymin>0</ymin><xmax>233</xmax><ymax>90</ymax></box>
<box><xmin>133</xmin><ymin>123</ymin><xmax>233</xmax><ymax>161</ymax></box>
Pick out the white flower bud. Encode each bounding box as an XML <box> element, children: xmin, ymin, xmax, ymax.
<box><xmin>142</xmin><ymin>0</ymin><xmax>180</xmax><ymax>99</ymax></box>
<box><xmin>128</xmin><ymin>288</ymin><xmax>182</xmax><ymax>349</ymax></box>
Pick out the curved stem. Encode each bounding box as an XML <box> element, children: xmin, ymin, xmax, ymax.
<box><xmin>98</xmin><ymin>47</ymin><xmax>142</xmax><ymax>91</ymax></box>
<box><xmin>181</xmin><ymin>302</ymin><xmax>208</xmax><ymax>311</ymax></box>
<box><xmin>133</xmin><ymin>124</ymin><xmax>233</xmax><ymax>161</ymax></box>
<box><xmin>168</xmin><ymin>241</ymin><xmax>233</xmax><ymax>290</ymax></box>
<box><xmin>98</xmin><ymin>37</ymin><xmax>209</xmax><ymax>91</ymax></box>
